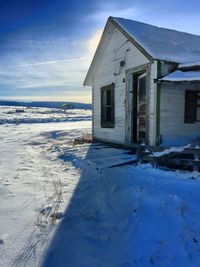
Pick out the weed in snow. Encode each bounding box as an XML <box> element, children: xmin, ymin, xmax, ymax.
<box><xmin>12</xmin><ymin>174</ymin><xmax>65</xmax><ymax>267</ymax></box>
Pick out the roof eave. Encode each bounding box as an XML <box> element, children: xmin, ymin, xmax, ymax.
<box><xmin>178</xmin><ymin>66</ymin><xmax>200</xmax><ymax>71</ymax></box>
<box><xmin>155</xmin><ymin>79</ymin><xmax>200</xmax><ymax>84</ymax></box>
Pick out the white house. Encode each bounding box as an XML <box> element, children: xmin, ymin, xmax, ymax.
<box><xmin>84</xmin><ymin>17</ymin><xmax>200</xmax><ymax>147</ymax></box>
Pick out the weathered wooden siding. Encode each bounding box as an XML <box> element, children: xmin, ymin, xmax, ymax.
<box><xmin>148</xmin><ymin>61</ymin><xmax>157</xmax><ymax>146</ymax></box>
<box><xmin>93</xmin><ymin>27</ymin><xmax>149</xmax><ymax>144</ymax></box>
<box><xmin>160</xmin><ymin>83</ymin><xmax>200</xmax><ymax>146</ymax></box>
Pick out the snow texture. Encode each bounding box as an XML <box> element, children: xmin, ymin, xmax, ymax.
<box><xmin>0</xmin><ymin>106</ymin><xmax>91</xmax><ymax>124</ymax></box>
<box><xmin>159</xmin><ymin>70</ymin><xmax>200</xmax><ymax>82</ymax></box>
<box><xmin>1</xmin><ymin>106</ymin><xmax>200</xmax><ymax>267</ymax></box>
<box><xmin>113</xmin><ymin>17</ymin><xmax>200</xmax><ymax>63</ymax></box>
<box><xmin>179</xmin><ymin>61</ymin><xmax>200</xmax><ymax>68</ymax></box>
<box><xmin>151</xmin><ymin>144</ymin><xmax>191</xmax><ymax>157</ymax></box>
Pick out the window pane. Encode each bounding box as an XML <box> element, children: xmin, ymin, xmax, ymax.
<box><xmin>138</xmin><ymin>103</ymin><xmax>146</xmax><ymax>116</ymax></box>
<box><xmin>139</xmin><ymin>116</ymin><xmax>146</xmax><ymax>127</ymax></box>
<box><xmin>197</xmin><ymin>92</ymin><xmax>200</xmax><ymax>120</ymax></box>
<box><xmin>106</xmin><ymin>90</ymin><xmax>111</xmax><ymax>105</ymax></box>
<box><xmin>103</xmin><ymin>90</ymin><xmax>107</xmax><ymax>107</ymax></box>
<box><xmin>185</xmin><ymin>90</ymin><xmax>197</xmax><ymax>123</ymax></box>
<box><xmin>101</xmin><ymin>84</ymin><xmax>115</xmax><ymax>127</ymax></box>
<box><xmin>139</xmin><ymin>76</ymin><xmax>146</xmax><ymax>101</ymax></box>
<box><xmin>197</xmin><ymin>108</ymin><xmax>200</xmax><ymax>121</ymax></box>
<box><xmin>106</xmin><ymin>107</ymin><xmax>112</xmax><ymax>122</ymax></box>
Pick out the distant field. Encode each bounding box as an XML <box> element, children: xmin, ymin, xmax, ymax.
<box><xmin>0</xmin><ymin>100</ymin><xmax>92</xmax><ymax>110</ymax></box>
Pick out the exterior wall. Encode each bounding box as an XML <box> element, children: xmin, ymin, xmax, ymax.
<box><xmin>93</xmin><ymin>27</ymin><xmax>149</xmax><ymax>144</ymax></box>
<box><xmin>160</xmin><ymin>62</ymin><xmax>178</xmax><ymax>77</ymax></box>
<box><xmin>160</xmin><ymin>83</ymin><xmax>200</xmax><ymax>146</ymax></box>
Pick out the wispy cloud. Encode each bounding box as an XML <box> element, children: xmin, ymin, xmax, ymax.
<box><xmin>1</xmin><ymin>0</ymin><xmax>200</xmax><ymax>102</ymax></box>
<box><xmin>0</xmin><ymin>30</ymin><xmax>94</xmax><ymax>102</ymax></box>
<box><xmin>7</xmin><ymin>57</ymin><xmax>88</xmax><ymax>68</ymax></box>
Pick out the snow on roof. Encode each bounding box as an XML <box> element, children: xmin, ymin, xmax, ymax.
<box><xmin>113</xmin><ymin>17</ymin><xmax>200</xmax><ymax>63</ymax></box>
<box><xmin>179</xmin><ymin>61</ymin><xmax>200</xmax><ymax>69</ymax></box>
<box><xmin>159</xmin><ymin>70</ymin><xmax>200</xmax><ymax>82</ymax></box>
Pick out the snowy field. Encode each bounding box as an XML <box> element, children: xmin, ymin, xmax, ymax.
<box><xmin>0</xmin><ymin>105</ymin><xmax>91</xmax><ymax>124</ymax></box>
<box><xmin>1</xmin><ymin>106</ymin><xmax>200</xmax><ymax>267</ymax></box>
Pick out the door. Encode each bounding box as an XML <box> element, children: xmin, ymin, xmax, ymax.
<box><xmin>137</xmin><ymin>73</ymin><xmax>147</xmax><ymax>143</ymax></box>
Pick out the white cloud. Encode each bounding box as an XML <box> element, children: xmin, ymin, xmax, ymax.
<box><xmin>7</xmin><ymin>58</ymin><xmax>88</xmax><ymax>68</ymax></box>
<box><xmin>1</xmin><ymin>0</ymin><xmax>200</xmax><ymax>103</ymax></box>
<box><xmin>0</xmin><ymin>2</ymin><xmax>140</xmax><ymax>102</ymax></box>
<box><xmin>0</xmin><ymin>34</ymin><xmax>94</xmax><ymax>102</ymax></box>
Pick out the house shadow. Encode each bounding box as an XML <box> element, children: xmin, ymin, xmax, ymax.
<box><xmin>40</xmin><ymin>143</ymin><xmax>136</xmax><ymax>267</ymax></box>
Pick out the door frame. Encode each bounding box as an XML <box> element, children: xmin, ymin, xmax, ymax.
<box><xmin>125</xmin><ymin>63</ymin><xmax>150</xmax><ymax>145</ymax></box>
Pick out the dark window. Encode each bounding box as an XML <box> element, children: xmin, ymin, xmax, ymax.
<box><xmin>184</xmin><ymin>90</ymin><xmax>198</xmax><ymax>123</ymax></box>
<box><xmin>138</xmin><ymin>76</ymin><xmax>146</xmax><ymax>101</ymax></box>
<box><xmin>101</xmin><ymin>83</ymin><xmax>115</xmax><ymax>128</ymax></box>
<box><xmin>197</xmin><ymin>92</ymin><xmax>200</xmax><ymax>121</ymax></box>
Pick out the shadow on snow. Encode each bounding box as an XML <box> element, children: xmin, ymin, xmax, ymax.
<box><xmin>40</xmin><ymin>144</ymin><xmax>137</xmax><ymax>267</ymax></box>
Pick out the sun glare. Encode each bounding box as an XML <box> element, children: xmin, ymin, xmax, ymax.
<box><xmin>88</xmin><ymin>29</ymin><xmax>103</xmax><ymax>54</ymax></box>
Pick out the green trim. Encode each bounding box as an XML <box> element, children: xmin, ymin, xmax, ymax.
<box><xmin>156</xmin><ymin>61</ymin><xmax>161</xmax><ymax>146</ymax></box>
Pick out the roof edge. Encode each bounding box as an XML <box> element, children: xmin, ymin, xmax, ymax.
<box><xmin>110</xmin><ymin>17</ymin><xmax>154</xmax><ymax>63</ymax></box>
<box><xmin>83</xmin><ymin>16</ymin><xmax>155</xmax><ymax>86</ymax></box>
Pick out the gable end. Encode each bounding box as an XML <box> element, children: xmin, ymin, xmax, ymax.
<box><xmin>110</xmin><ymin>17</ymin><xmax>154</xmax><ymax>63</ymax></box>
<box><xmin>84</xmin><ymin>17</ymin><xmax>154</xmax><ymax>86</ymax></box>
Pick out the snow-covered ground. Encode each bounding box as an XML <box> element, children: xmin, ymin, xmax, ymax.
<box><xmin>1</xmin><ymin>106</ymin><xmax>200</xmax><ymax>267</ymax></box>
<box><xmin>0</xmin><ymin>105</ymin><xmax>91</xmax><ymax>124</ymax></box>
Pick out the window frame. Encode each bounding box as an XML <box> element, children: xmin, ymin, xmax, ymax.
<box><xmin>197</xmin><ymin>91</ymin><xmax>200</xmax><ymax>122</ymax></box>
<box><xmin>101</xmin><ymin>83</ymin><xmax>115</xmax><ymax>128</ymax></box>
<box><xmin>184</xmin><ymin>90</ymin><xmax>200</xmax><ymax>123</ymax></box>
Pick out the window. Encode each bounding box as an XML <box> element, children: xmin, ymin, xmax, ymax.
<box><xmin>184</xmin><ymin>90</ymin><xmax>200</xmax><ymax>123</ymax></box>
<box><xmin>197</xmin><ymin>92</ymin><xmax>200</xmax><ymax>122</ymax></box>
<box><xmin>101</xmin><ymin>83</ymin><xmax>115</xmax><ymax>128</ymax></box>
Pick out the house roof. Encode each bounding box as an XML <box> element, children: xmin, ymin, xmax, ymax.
<box><xmin>179</xmin><ymin>61</ymin><xmax>200</xmax><ymax>69</ymax></box>
<box><xmin>113</xmin><ymin>17</ymin><xmax>200</xmax><ymax>63</ymax></box>
<box><xmin>84</xmin><ymin>17</ymin><xmax>200</xmax><ymax>86</ymax></box>
<box><xmin>159</xmin><ymin>70</ymin><xmax>200</xmax><ymax>82</ymax></box>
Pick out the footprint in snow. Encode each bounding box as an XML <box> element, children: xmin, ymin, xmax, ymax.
<box><xmin>3</xmin><ymin>181</ymin><xmax>11</xmax><ymax>186</ymax></box>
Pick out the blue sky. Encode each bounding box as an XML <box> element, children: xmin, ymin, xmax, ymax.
<box><xmin>1</xmin><ymin>0</ymin><xmax>200</xmax><ymax>103</ymax></box>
